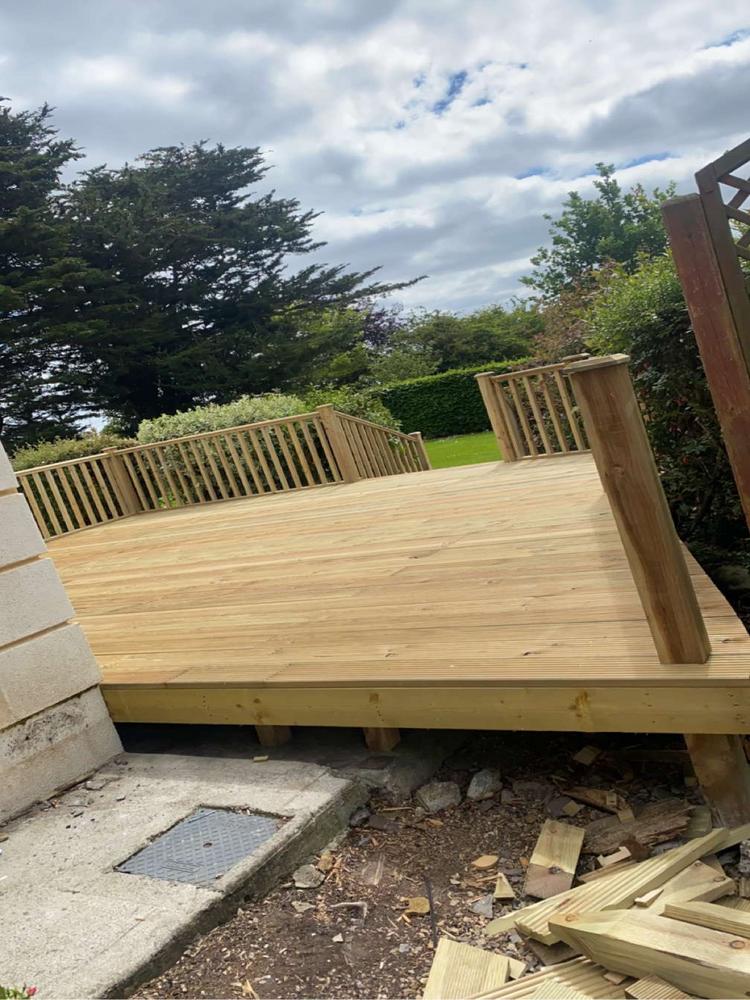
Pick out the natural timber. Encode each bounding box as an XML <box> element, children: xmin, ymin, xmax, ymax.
<box><xmin>683</xmin><ymin>733</ymin><xmax>750</xmax><ymax>826</ymax></box>
<box><xmin>525</xmin><ymin>820</ymin><xmax>585</xmax><ymax>899</ymax></box>
<box><xmin>662</xmin><ymin>899</ymin><xmax>750</xmax><ymax>936</ymax></box>
<box><xmin>662</xmin><ymin>194</ymin><xmax>750</xmax><ymax>529</ymax></box>
<box><xmin>363</xmin><ymin>727</ymin><xmax>400</xmax><ymax>752</ymax></box>
<box><xmin>255</xmin><ymin>725</ymin><xmax>292</xmax><ymax>748</ymax></box>
<box><xmin>314</xmin><ymin>404</ymin><xmax>361</xmax><ymax>483</ymax></box>
<box><xmin>422</xmin><ymin>937</ymin><xmax>510</xmax><ymax>999</ymax></box>
<box><xmin>549</xmin><ymin>909</ymin><xmax>750</xmax><ymax>999</ymax></box>
<box><xmin>564</xmin><ymin>355</ymin><xmax>710</xmax><ymax>666</ymax></box>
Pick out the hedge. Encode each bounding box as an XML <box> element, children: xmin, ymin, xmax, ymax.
<box><xmin>12</xmin><ymin>432</ymin><xmax>135</xmax><ymax>471</ymax></box>
<box><xmin>376</xmin><ymin>358</ymin><xmax>534</xmax><ymax>439</ymax></box>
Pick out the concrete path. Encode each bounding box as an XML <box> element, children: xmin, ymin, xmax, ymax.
<box><xmin>0</xmin><ymin>753</ymin><xmax>365</xmax><ymax>998</ymax></box>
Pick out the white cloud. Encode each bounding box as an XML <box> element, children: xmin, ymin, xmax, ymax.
<box><xmin>1</xmin><ymin>0</ymin><xmax>749</xmax><ymax>310</ymax></box>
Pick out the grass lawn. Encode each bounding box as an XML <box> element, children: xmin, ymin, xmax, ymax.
<box><xmin>425</xmin><ymin>430</ymin><xmax>501</xmax><ymax>469</ymax></box>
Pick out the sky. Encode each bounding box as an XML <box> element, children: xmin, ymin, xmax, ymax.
<box><xmin>1</xmin><ymin>1</ymin><xmax>749</xmax><ymax>313</ymax></box>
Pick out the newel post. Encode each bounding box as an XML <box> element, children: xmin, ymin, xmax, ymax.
<box><xmin>102</xmin><ymin>447</ymin><xmax>142</xmax><ymax>516</ymax></box>
<box><xmin>563</xmin><ymin>354</ymin><xmax>710</xmax><ymax>665</ymax></box>
<box><xmin>315</xmin><ymin>405</ymin><xmax>360</xmax><ymax>483</ymax></box>
<box><xmin>475</xmin><ymin>373</ymin><xmax>520</xmax><ymax>462</ymax></box>
<box><xmin>409</xmin><ymin>431</ymin><xmax>431</xmax><ymax>470</ymax></box>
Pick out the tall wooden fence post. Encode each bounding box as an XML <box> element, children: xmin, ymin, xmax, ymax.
<box><xmin>662</xmin><ymin>194</ymin><xmax>750</xmax><ymax>531</ymax></box>
<box><xmin>474</xmin><ymin>373</ymin><xmax>519</xmax><ymax>462</ymax></box>
<box><xmin>564</xmin><ymin>355</ymin><xmax>710</xmax><ymax>665</ymax></box>
<box><xmin>315</xmin><ymin>405</ymin><xmax>361</xmax><ymax>483</ymax></box>
<box><xmin>409</xmin><ymin>431</ymin><xmax>431</xmax><ymax>470</ymax></box>
<box><xmin>102</xmin><ymin>447</ymin><xmax>142</xmax><ymax>517</ymax></box>
<box><xmin>565</xmin><ymin>354</ymin><xmax>750</xmax><ymax>824</ymax></box>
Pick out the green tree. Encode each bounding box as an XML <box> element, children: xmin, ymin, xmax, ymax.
<box><xmin>64</xmin><ymin>142</ymin><xmax>414</xmax><ymax>430</ymax></box>
<box><xmin>523</xmin><ymin>164</ymin><xmax>674</xmax><ymax>299</ymax></box>
<box><xmin>0</xmin><ymin>102</ymin><xmax>105</xmax><ymax>449</ymax></box>
<box><xmin>396</xmin><ymin>303</ymin><xmax>540</xmax><ymax>372</ymax></box>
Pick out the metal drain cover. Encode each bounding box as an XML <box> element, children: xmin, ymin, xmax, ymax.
<box><xmin>116</xmin><ymin>807</ymin><xmax>283</xmax><ymax>886</ymax></box>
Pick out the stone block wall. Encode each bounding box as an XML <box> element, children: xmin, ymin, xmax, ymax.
<box><xmin>0</xmin><ymin>443</ymin><xmax>121</xmax><ymax>822</ymax></box>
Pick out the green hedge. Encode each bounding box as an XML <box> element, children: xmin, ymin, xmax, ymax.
<box><xmin>376</xmin><ymin>358</ymin><xmax>533</xmax><ymax>439</ymax></box>
<box><xmin>12</xmin><ymin>432</ymin><xmax>135</xmax><ymax>471</ymax></box>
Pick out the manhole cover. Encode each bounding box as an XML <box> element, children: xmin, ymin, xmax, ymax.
<box><xmin>116</xmin><ymin>807</ymin><xmax>283</xmax><ymax>886</ymax></box>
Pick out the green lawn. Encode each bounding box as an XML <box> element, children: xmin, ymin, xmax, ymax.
<box><xmin>425</xmin><ymin>431</ymin><xmax>501</xmax><ymax>469</ymax></box>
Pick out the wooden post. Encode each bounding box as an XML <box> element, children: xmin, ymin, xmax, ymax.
<box><xmin>409</xmin><ymin>431</ymin><xmax>431</xmax><ymax>470</ymax></box>
<box><xmin>564</xmin><ymin>354</ymin><xmax>710</xmax><ymax>665</ymax></box>
<box><xmin>315</xmin><ymin>405</ymin><xmax>360</xmax><ymax>483</ymax></box>
<box><xmin>255</xmin><ymin>725</ymin><xmax>292</xmax><ymax>748</ymax></box>
<box><xmin>102</xmin><ymin>447</ymin><xmax>142</xmax><ymax>516</ymax></box>
<box><xmin>662</xmin><ymin>194</ymin><xmax>750</xmax><ymax>531</ymax></box>
<box><xmin>684</xmin><ymin>734</ymin><xmax>750</xmax><ymax>827</ymax></box>
<box><xmin>475</xmin><ymin>373</ymin><xmax>519</xmax><ymax>461</ymax></box>
<box><xmin>363</xmin><ymin>727</ymin><xmax>400</xmax><ymax>752</ymax></box>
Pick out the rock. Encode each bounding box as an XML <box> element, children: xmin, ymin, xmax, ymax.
<box><xmin>291</xmin><ymin>900</ymin><xmax>314</xmax><ymax>914</ymax></box>
<box><xmin>349</xmin><ymin>806</ymin><xmax>371</xmax><ymax>828</ymax></box>
<box><xmin>398</xmin><ymin>943</ymin><xmax>411</xmax><ymax>954</ymax></box>
<box><xmin>471</xmin><ymin>894</ymin><xmax>494</xmax><ymax>918</ymax></box>
<box><xmin>739</xmin><ymin>840</ymin><xmax>750</xmax><ymax>877</ymax></box>
<box><xmin>512</xmin><ymin>780</ymin><xmax>554</xmax><ymax>802</ymax></box>
<box><xmin>467</xmin><ymin>768</ymin><xmax>502</xmax><ymax>801</ymax></box>
<box><xmin>84</xmin><ymin>779</ymin><xmax>107</xmax><ymax>791</ymax></box>
<box><xmin>415</xmin><ymin>781</ymin><xmax>461</xmax><ymax>814</ymax></box>
<box><xmin>500</xmin><ymin>789</ymin><xmax>518</xmax><ymax>805</ymax></box>
<box><xmin>368</xmin><ymin>814</ymin><xmax>397</xmax><ymax>832</ymax></box>
<box><xmin>293</xmin><ymin>864</ymin><xmax>325</xmax><ymax>889</ymax></box>
<box><xmin>70</xmin><ymin>809</ymin><xmax>84</xmax><ymax>817</ymax></box>
<box><xmin>547</xmin><ymin>795</ymin><xmax>573</xmax><ymax>818</ymax></box>
<box><xmin>332</xmin><ymin>933</ymin><xmax>344</xmax><ymax>943</ymax></box>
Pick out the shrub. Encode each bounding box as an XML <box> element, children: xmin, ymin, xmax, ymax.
<box><xmin>583</xmin><ymin>254</ymin><xmax>744</xmax><ymax>549</ymax></box>
<box><xmin>137</xmin><ymin>394</ymin><xmax>307</xmax><ymax>443</ymax></box>
<box><xmin>300</xmin><ymin>386</ymin><xmax>399</xmax><ymax>429</ymax></box>
<box><xmin>11</xmin><ymin>432</ymin><xmax>134</xmax><ymax>471</ymax></box>
<box><xmin>376</xmin><ymin>358</ymin><xmax>534</xmax><ymax>438</ymax></box>
<box><xmin>137</xmin><ymin>389</ymin><xmax>401</xmax><ymax>445</ymax></box>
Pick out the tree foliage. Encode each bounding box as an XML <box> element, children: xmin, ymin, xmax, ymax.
<box><xmin>0</xmin><ymin>102</ymin><xmax>106</xmax><ymax>448</ymax></box>
<box><xmin>523</xmin><ymin>164</ymin><xmax>674</xmax><ymax>299</ymax></box>
<box><xmin>62</xmin><ymin>142</ymin><xmax>411</xmax><ymax>429</ymax></box>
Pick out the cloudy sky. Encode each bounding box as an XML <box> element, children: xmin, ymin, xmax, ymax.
<box><xmin>1</xmin><ymin>1</ymin><xmax>749</xmax><ymax>312</ymax></box>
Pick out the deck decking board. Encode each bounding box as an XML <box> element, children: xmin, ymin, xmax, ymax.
<box><xmin>47</xmin><ymin>455</ymin><xmax>750</xmax><ymax>733</ymax></box>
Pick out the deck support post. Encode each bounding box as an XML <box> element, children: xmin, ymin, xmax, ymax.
<box><xmin>255</xmin><ymin>725</ymin><xmax>292</xmax><ymax>748</ymax></box>
<box><xmin>363</xmin><ymin>727</ymin><xmax>400</xmax><ymax>752</ymax></box>
<box><xmin>564</xmin><ymin>355</ymin><xmax>710</xmax><ymax>666</ymax></box>
<box><xmin>661</xmin><ymin>194</ymin><xmax>750</xmax><ymax>531</ymax></box>
<box><xmin>683</xmin><ymin>734</ymin><xmax>750</xmax><ymax>826</ymax></box>
<box><xmin>102</xmin><ymin>447</ymin><xmax>142</xmax><ymax>516</ymax></box>
<box><xmin>475</xmin><ymin>373</ymin><xmax>520</xmax><ymax>461</ymax></box>
<box><xmin>315</xmin><ymin>405</ymin><xmax>361</xmax><ymax>483</ymax></box>
<box><xmin>409</xmin><ymin>431</ymin><xmax>431</xmax><ymax>470</ymax></box>
<box><xmin>566</xmin><ymin>355</ymin><xmax>750</xmax><ymax>822</ymax></box>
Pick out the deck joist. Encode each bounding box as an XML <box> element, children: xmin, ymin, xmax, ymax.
<box><xmin>47</xmin><ymin>454</ymin><xmax>750</xmax><ymax>734</ymax></box>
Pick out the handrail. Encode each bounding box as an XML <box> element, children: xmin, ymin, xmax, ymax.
<box><xmin>15</xmin><ymin>408</ymin><xmax>430</xmax><ymax>541</ymax></box>
<box><xmin>476</xmin><ymin>360</ymin><xmax>590</xmax><ymax>462</ymax></box>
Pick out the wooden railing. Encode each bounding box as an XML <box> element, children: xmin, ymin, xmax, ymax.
<box><xmin>475</xmin><ymin>360</ymin><xmax>590</xmax><ymax>462</ymax></box>
<box><xmin>16</xmin><ymin>406</ymin><xmax>431</xmax><ymax>540</ymax></box>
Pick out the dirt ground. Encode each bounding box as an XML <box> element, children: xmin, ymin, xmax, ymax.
<box><xmin>135</xmin><ymin>731</ymin><xmax>702</xmax><ymax>1000</ymax></box>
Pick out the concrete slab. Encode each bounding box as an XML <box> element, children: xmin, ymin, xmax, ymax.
<box><xmin>119</xmin><ymin>724</ymin><xmax>465</xmax><ymax>800</ymax></box>
<box><xmin>0</xmin><ymin>753</ymin><xmax>366</xmax><ymax>999</ymax></box>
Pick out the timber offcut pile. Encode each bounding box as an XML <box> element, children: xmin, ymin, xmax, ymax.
<box><xmin>422</xmin><ymin>819</ymin><xmax>750</xmax><ymax>999</ymax></box>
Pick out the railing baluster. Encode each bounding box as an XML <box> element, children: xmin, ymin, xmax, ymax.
<box><xmin>79</xmin><ymin>462</ymin><xmax>108</xmax><ymax>521</ymax></box>
<box><xmin>260</xmin><ymin>426</ymin><xmax>290</xmax><ymax>490</ymax></box>
<box><xmin>274</xmin><ymin>424</ymin><xmax>302</xmax><ymax>488</ymax></box>
<box><xmin>506</xmin><ymin>376</ymin><xmax>537</xmax><ymax>457</ymax></box>
<box><xmin>235</xmin><ymin>432</ymin><xmax>267</xmax><ymax>495</ymax></box>
<box><xmin>67</xmin><ymin>463</ymin><xmax>97</xmax><ymax>524</ymax></box>
<box><xmin>120</xmin><ymin>452</ymin><xmax>150</xmax><ymax>510</ymax></box>
<box><xmin>247</xmin><ymin>427</ymin><xmax>277</xmax><ymax>492</ymax></box>
<box><xmin>539</xmin><ymin>373</ymin><xmax>569</xmax><ymax>453</ymax></box>
<box><xmin>224</xmin><ymin>434</ymin><xmax>253</xmax><ymax>495</ymax></box>
<box><xmin>289</xmin><ymin>421</ymin><xmax>316</xmax><ymax>486</ymax></box>
<box><xmin>311</xmin><ymin>414</ymin><xmax>342</xmax><ymax>483</ymax></box>
<box><xmin>19</xmin><ymin>477</ymin><xmax>51</xmax><ymax>539</ymax></box>
<box><xmin>88</xmin><ymin>458</ymin><xmax>118</xmax><ymax>519</ymax></box>
<box><xmin>522</xmin><ymin>375</ymin><xmax>553</xmax><ymax>454</ymax></box>
<box><xmin>553</xmin><ymin>369</ymin><xmax>586</xmax><ymax>451</ymax></box>
<box><xmin>153</xmin><ymin>445</ymin><xmax>184</xmax><ymax>506</ymax></box>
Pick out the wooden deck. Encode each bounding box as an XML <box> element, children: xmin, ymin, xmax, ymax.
<box><xmin>47</xmin><ymin>453</ymin><xmax>750</xmax><ymax>734</ymax></box>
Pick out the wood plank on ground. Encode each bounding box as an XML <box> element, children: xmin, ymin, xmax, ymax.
<box><xmin>484</xmin><ymin>829</ymin><xmax>726</xmax><ymax>944</ymax></box>
<box><xmin>525</xmin><ymin>820</ymin><xmax>585</xmax><ymax>899</ymax></box>
<box><xmin>423</xmin><ymin>937</ymin><xmax>510</xmax><ymax>999</ymax></box>
<box><xmin>624</xmin><ymin>976</ymin><xmax>693</xmax><ymax>999</ymax></box>
<box><xmin>583</xmin><ymin>800</ymin><xmax>691</xmax><ymax>855</ymax></box>
<box><xmin>662</xmin><ymin>899</ymin><xmax>750</xmax><ymax>936</ymax></box>
<box><xmin>470</xmin><ymin>957</ymin><xmax>629</xmax><ymax>999</ymax></box>
<box><xmin>549</xmin><ymin>910</ymin><xmax>750</xmax><ymax>999</ymax></box>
